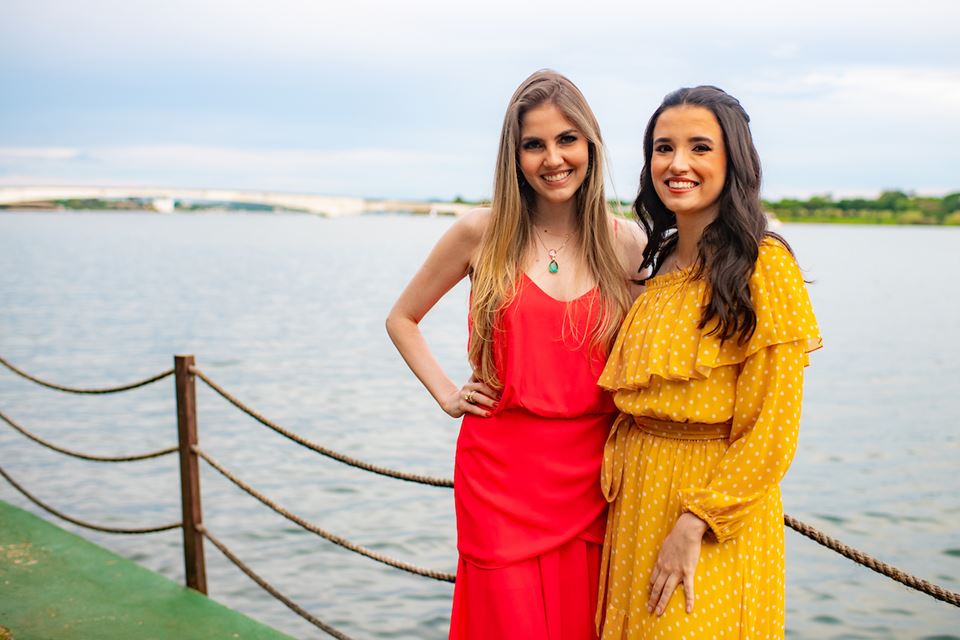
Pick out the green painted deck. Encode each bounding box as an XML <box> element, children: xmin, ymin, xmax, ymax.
<box><xmin>0</xmin><ymin>500</ymin><xmax>295</xmax><ymax>640</ymax></box>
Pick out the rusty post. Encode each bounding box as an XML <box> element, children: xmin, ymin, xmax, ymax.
<box><xmin>175</xmin><ymin>354</ymin><xmax>207</xmax><ymax>594</ymax></box>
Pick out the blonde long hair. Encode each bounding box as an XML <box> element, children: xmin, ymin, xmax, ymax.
<box><xmin>469</xmin><ymin>69</ymin><xmax>632</xmax><ymax>388</ymax></box>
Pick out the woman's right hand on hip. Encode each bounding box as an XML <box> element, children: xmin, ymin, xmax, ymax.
<box><xmin>442</xmin><ymin>374</ymin><xmax>499</xmax><ymax>418</ymax></box>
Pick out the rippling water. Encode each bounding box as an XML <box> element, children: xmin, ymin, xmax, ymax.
<box><xmin>1</xmin><ymin>212</ymin><xmax>958</xmax><ymax>639</ymax></box>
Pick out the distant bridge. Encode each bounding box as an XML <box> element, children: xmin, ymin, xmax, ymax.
<box><xmin>0</xmin><ymin>186</ymin><xmax>369</xmax><ymax>216</ymax></box>
<box><xmin>0</xmin><ymin>186</ymin><xmax>478</xmax><ymax>217</ymax></box>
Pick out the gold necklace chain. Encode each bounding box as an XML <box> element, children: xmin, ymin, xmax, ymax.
<box><xmin>534</xmin><ymin>227</ymin><xmax>572</xmax><ymax>274</ymax></box>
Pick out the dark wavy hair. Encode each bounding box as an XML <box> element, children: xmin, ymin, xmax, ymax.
<box><xmin>635</xmin><ymin>85</ymin><xmax>790</xmax><ymax>345</ymax></box>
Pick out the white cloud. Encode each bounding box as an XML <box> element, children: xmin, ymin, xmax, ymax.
<box><xmin>6</xmin><ymin>0</ymin><xmax>958</xmax><ymax>68</ymax></box>
<box><xmin>0</xmin><ymin>174</ymin><xmax>103</xmax><ymax>186</ymax></box>
<box><xmin>772</xmin><ymin>43</ymin><xmax>800</xmax><ymax>60</ymax></box>
<box><xmin>719</xmin><ymin>64</ymin><xmax>960</xmax><ymax>197</ymax></box>
<box><xmin>0</xmin><ymin>148</ymin><xmax>84</xmax><ymax>161</ymax></box>
<box><xmin>0</xmin><ymin>145</ymin><xmax>490</xmax><ymax>199</ymax></box>
<box><xmin>2</xmin><ymin>3</ymin><xmax>957</xmax><ymax>198</ymax></box>
<box><xmin>797</xmin><ymin>67</ymin><xmax>960</xmax><ymax>117</ymax></box>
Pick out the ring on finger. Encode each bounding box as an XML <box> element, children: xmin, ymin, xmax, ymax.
<box><xmin>464</xmin><ymin>391</ymin><xmax>476</xmax><ymax>404</ymax></box>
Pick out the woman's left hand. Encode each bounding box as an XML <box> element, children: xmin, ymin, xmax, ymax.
<box><xmin>647</xmin><ymin>512</ymin><xmax>708</xmax><ymax>616</ymax></box>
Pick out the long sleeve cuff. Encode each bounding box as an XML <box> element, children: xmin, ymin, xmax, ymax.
<box><xmin>679</xmin><ymin>487</ymin><xmax>769</xmax><ymax>543</ymax></box>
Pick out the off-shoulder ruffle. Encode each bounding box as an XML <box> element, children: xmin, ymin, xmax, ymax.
<box><xmin>598</xmin><ymin>239</ymin><xmax>822</xmax><ymax>392</ymax></box>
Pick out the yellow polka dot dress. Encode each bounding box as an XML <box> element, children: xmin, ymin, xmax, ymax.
<box><xmin>596</xmin><ymin>239</ymin><xmax>821</xmax><ymax>639</ymax></box>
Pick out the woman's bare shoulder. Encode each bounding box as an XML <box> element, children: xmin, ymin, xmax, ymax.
<box><xmin>610</xmin><ymin>214</ymin><xmax>647</xmax><ymax>264</ymax></box>
<box><xmin>440</xmin><ymin>207</ymin><xmax>490</xmax><ymax>273</ymax></box>
<box><xmin>449</xmin><ymin>207</ymin><xmax>491</xmax><ymax>271</ymax></box>
<box><xmin>456</xmin><ymin>207</ymin><xmax>492</xmax><ymax>241</ymax></box>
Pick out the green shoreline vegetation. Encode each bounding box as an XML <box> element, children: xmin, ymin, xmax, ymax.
<box><xmin>462</xmin><ymin>191</ymin><xmax>960</xmax><ymax>226</ymax></box>
<box><xmin>762</xmin><ymin>190</ymin><xmax>960</xmax><ymax>226</ymax></box>
<box><xmin>603</xmin><ymin>190</ymin><xmax>960</xmax><ymax>225</ymax></box>
<box><xmin>3</xmin><ymin>190</ymin><xmax>959</xmax><ymax>225</ymax></box>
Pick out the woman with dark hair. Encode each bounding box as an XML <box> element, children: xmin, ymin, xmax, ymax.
<box><xmin>595</xmin><ymin>86</ymin><xmax>821</xmax><ymax>638</ymax></box>
<box><xmin>387</xmin><ymin>70</ymin><xmax>645</xmax><ymax>639</ymax></box>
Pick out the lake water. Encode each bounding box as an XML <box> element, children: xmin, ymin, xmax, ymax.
<box><xmin>0</xmin><ymin>212</ymin><xmax>958</xmax><ymax>639</ymax></box>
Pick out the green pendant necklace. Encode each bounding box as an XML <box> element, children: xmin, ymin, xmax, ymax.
<box><xmin>535</xmin><ymin>227</ymin><xmax>571</xmax><ymax>274</ymax></box>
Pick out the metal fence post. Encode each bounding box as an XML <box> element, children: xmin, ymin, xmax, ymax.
<box><xmin>175</xmin><ymin>354</ymin><xmax>207</xmax><ymax>594</ymax></box>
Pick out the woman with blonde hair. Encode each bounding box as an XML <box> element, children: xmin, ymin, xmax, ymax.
<box><xmin>596</xmin><ymin>86</ymin><xmax>821</xmax><ymax>638</ymax></box>
<box><xmin>387</xmin><ymin>69</ymin><xmax>646</xmax><ymax>639</ymax></box>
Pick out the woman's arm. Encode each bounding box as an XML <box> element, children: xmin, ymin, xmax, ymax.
<box><xmin>647</xmin><ymin>341</ymin><xmax>808</xmax><ymax>615</ymax></box>
<box><xmin>386</xmin><ymin>209</ymin><xmax>498</xmax><ymax>418</ymax></box>
<box><xmin>679</xmin><ymin>341</ymin><xmax>807</xmax><ymax>540</ymax></box>
<box><xmin>678</xmin><ymin>241</ymin><xmax>819</xmax><ymax>541</ymax></box>
<box><xmin>648</xmin><ymin>242</ymin><xmax>820</xmax><ymax>615</ymax></box>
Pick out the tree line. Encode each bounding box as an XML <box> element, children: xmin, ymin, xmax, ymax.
<box><xmin>762</xmin><ymin>191</ymin><xmax>960</xmax><ymax>225</ymax></box>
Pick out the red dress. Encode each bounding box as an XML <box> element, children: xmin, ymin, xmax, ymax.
<box><xmin>450</xmin><ymin>274</ymin><xmax>616</xmax><ymax>639</ymax></box>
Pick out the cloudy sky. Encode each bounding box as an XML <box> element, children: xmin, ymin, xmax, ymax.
<box><xmin>1</xmin><ymin>0</ymin><xmax>958</xmax><ymax>201</ymax></box>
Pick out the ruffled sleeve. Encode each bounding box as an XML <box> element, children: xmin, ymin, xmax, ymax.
<box><xmin>678</xmin><ymin>240</ymin><xmax>821</xmax><ymax>541</ymax></box>
<box><xmin>597</xmin><ymin>269</ymin><xmax>716</xmax><ymax>391</ymax></box>
<box><xmin>735</xmin><ymin>239</ymin><xmax>822</xmax><ymax>362</ymax></box>
<box><xmin>702</xmin><ymin>239</ymin><xmax>822</xmax><ymax>369</ymax></box>
<box><xmin>599</xmin><ymin>240</ymin><xmax>821</xmax><ymax>398</ymax></box>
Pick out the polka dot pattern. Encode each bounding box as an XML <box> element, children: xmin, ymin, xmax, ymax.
<box><xmin>595</xmin><ymin>239</ymin><xmax>821</xmax><ymax>639</ymax></box>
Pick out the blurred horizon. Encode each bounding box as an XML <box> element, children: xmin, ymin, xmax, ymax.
<box><xmin>0</xmin><ymin>182</ymin><xmax>956</xmax><ymax>205</ymax></box>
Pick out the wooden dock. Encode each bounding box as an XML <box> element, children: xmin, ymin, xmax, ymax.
<box><xmin>0</xmin><ymin>500</ymin><xmax>293</xmax><ymax>640</ymax></box>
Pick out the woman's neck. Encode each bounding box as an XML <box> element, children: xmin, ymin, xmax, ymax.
<box><xmin>530</xmin><ymin>198</ymin><xmax>578</xmax><ymax>236</ymax></box>
<box><xmin>673</xmin><ymin>208</ymin><xmax>718</xmax><ymax>265</ymax></box>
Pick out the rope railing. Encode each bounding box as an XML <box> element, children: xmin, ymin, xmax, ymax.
<box><xmin>198</xmin><ymin>525</ymin><xmax>354</xmax><ymax>640</ymax></box>
<box><xmin>0</xmin><ymin>464</ymin><xmax>181</xmax><ymax>534</ymax></box>
<box><xmin>188</xmin><ymin>364</ymin><xmax>960</xmax><ymax>605</ymax></box>
<box><xmin>194</xmin><ymin>445</ymin><xmax>456</xmax><ymax>582</ymax></box>
<box><xmin>784</xmin><ymin>514</ymin><xmax>960</xmax><ymax>607</ymax></box>
<box><xmin>191</xmin><ymin>366</ymin><xmax>454</xmax><ymax>488</ymax></box>
<box><xmin>0</xmin><ymin>409</ymin><xmax>178</xmax><ymax>462</ymax></box>
<box><xmin>0</xmin><ymin>355</ymin><xmax>173</xmax><ymax>395</ymax></box>
<box><xmin>1</xmin><ymin>350</ymin><xmax>957</xmax><ymax>640</ymax></box>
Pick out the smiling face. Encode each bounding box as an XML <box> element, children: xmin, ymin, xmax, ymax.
<box><xmin>650</xmin><ymin>105</ymin><xmax>727</xmax><ymax>223</ymax></box>
<box><xmin>517</xmin><ymin>103</ymin><xmax>591</xmax><ymax>208</ymax></box>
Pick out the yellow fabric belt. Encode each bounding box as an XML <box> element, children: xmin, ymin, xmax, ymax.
<box><xmin>601</xmin><ymin>414</ymin><xmax>732</xmax><ymax>503</ymax></box>
<box><xmin>633</xmin><ymin>416</ymin><xmax>732</xmax><ymax>440</ymax></box>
